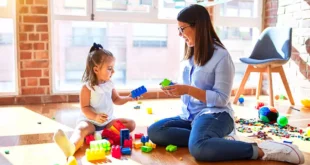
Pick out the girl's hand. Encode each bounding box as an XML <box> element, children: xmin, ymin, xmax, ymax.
<box><xmin>162</xmin><ymin>84</ymin><xmax>190</xmax><ymax>96</ymax></box>
<box><xmin>127</xmin><ymin>94</ymin><xmax>142</xmax><ymax>101</ymax></box>
<box><xmin>94</xmin><ymin>113</ymin><xmax>108</xmax><ymax>123</ymax></box>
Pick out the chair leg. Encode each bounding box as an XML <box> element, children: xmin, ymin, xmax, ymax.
<box><xmin>256</xmin><ymin>72</ymin><xmax>263</xmax><ymax>100</ymax></box>
<box><xmin>233</xmin><ymin>65</ymin><xmax>251</xmax><ymax>104</ymax></box>
<box><xmin>279</xmin><ymin>66</ymin><xmax>295</xmax><ymax>105</ymax></box>
<box><xmin>267</xmin><ymin>65</ymin><xmax>274</xmax><ymax>107</ymax></box>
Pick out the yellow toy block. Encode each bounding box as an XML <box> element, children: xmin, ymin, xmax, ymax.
<box><xmin>147</xmin><ymin>107</ymin><xmax>152</xmax><ymax>114</ymax></box>
<box><xmin>66</xmin><ymin>156</ymin><xmax>78</xmax><ymax>165</ymax></box>
<box><xmin>86</xmin><ymin>148</ymin><xmax>105</xmax><ymax>161</ymax></box>
<box><xmin>134</xmin><ymin>141</ymin><xmax>143</xmax><ymax>149</ymax></box>
<box><xmin>145</xmin><ymin>142</ymin><xmax>156</xmax><ymax>149</ymax></box>
<box><xmin>137</xmin><ymin>101</ymin><xmax>142</xmax><ymax>104</ymax></box>
<box><xmin>109</xmin><ymin>126</ymin><xmax>120</xmax><ymax>135</ymax></box>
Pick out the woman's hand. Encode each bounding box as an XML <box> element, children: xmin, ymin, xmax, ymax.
<box><xmin>162</xmin><ymin>84</ymin><xmax>190</xmax><ymax>96</ymax></box>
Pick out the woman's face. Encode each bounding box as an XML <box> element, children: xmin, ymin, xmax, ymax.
<box><xmin>178</xmin><ymin>21</ymin><xmax>195</xmax><ymax>47</ymax></box>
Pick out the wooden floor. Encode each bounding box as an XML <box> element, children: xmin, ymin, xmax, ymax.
<box><xmin>0</xmin><ymin>96</ymin><xmax>310</xmax><ymax>165</ymax></box>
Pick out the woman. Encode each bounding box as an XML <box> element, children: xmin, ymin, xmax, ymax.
<box><xmin>147</xmin><ymin>4</ymin><xmax>304</xmax><ymax>164</ymax></box>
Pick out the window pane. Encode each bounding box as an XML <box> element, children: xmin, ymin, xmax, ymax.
<box><xmin>53</xmin><ymin>21</ymin><xmax>182</xmax><ymax>92</ymax></box>
<box><xmin>96</xmin><ymin>0</ymin><xmax>151</xmax><ymax>12</ymax></box>
<box><xmin>0</xmin><ymin>0</ymin><xmax>7</xmax><ymax>7</ymax></box>
<box><xmin>53</xmin><ymin>0</ymin><xmax>87</xmax><ymax>16</ymax></box>
<box><xmin>0</xmin><ymin>18</ymin><xmax>16</xmax><ymax>93</ymax></box>
<box><xmin>220</xmin><ymin>0</ymin><xmax>257</xmax><ymax>18</ymax></box>
<box><xmin>216</xmin><ymin>26</ymin><xmax>260</xmax><ymax>87</ymax></box>
<box><xmin>158</xmin><ymin>0</ymin><xmax>198</xmax><ymax>19</ymax></box>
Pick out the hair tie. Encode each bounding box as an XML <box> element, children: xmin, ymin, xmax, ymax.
<box><xmin>93</xmin><ymin>42</ymin><xmax>103</xmax><ymax>50</ymax></box>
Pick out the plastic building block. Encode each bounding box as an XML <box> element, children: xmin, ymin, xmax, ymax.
<box><xmin>120</xmin><ymin>129</ymin><xmax>130</xmax><ymax>147</ymax></box>
<box><xmin>141</xmin><ymin>135</ymin><xmax>149</xmax><ymax>144</ymax></box>
<box><xmin>66</xmin><ymin>156</ymin><xmax>78</xmax><ymax>165</ymax></box>
<box><xmin>141</xmin><ymin>146</ymin><xmax>152</xmax><ymax>153</ymax></box>
<box><xmin>134</xmin><ymin>105</ymin><xmax>140</xmax><ymax>109</ymax></box>
<box><xmin>283</xmin><ymin>140</ymin><xmax>293</xmax><ymax>144</ymax></box>
<box><xmin>145</xmin><ymin>142</ymin><xmax>156</xmax><ymax>148</ymax></box>
<box><xmin>94</xmin><ymin>132</ymin><xmax>102</xmax><ymax>140</ymax></box>
<box><xmin>160</xmin><ymin>78</ymin><xmax>174</xmax><ymax>87</ymax></box>
<box><xmin>110</xmin><ymin>126</ymin><xmax>120</xmax><ymax>135</ymax></box>
<box><xmin>124</xmin><ymin>139</ymin><xmax>132</xmax><ymax>148</ymax></box>
<box><xmin>86</xmin><ymin>148</ymin><xmax>105</xmax><ymax>161</ymax></box>
<box><xmin>102</xmin><ymin>129</ymin><xmax>120</xmax><ymax>145</ymax></box>
<box><xmin>137</xmin><ymin>101</ymin><xmax>142</xmax><ymax>104</ymax></box>
<box><xmin>131</xmin><ymin>85</ymin><xmax>147</xmax><ymax>98</ymax></box>
<box><xmin>90</xmin><ymin>139</ymin><xmax>111</xmax><ymax>151</ymax></box>
<box><xmin>147</xmin><ymin>108</ymin><xmax>152</xmax><ymax>114</ymax></box>
<box><xmin>134</xmin><ymin>133</ymin><xmax>144</xmax><ymax>139</ymax></box>
<box><xmin>85</xmin><ymin>134</ymin><xmax>95</xmax><ymax>145</ymax></box>
<box><xmin>121</xmin><ymin>147</ymin><xmax>131</xmax><ymax>155</ymax></box>
<box><xmin>134</xmin><ymin>141</ymin><xmax>143</xmax><ymax>149</ymax></box>
<box><xmin>166</xmin><ymin>144</ymin><xmax>177</xmax><ymax>152</ymax></box>
<box><xmin>111</xmin><ymin>145</ymin><xmax>121</xmax><ymax>159</ymax></box>
<box><xmin>4</xmin><ymin>150</ymin><xmax>9</xmax><ymax>154</ymax></box>
<box><xmin>113</xmin><ymin>120</ymin><xmax>126</xmax><ymax>132</ymax></box>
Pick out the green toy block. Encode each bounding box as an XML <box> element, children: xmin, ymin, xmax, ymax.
<box><xmin>90</xmin><ymin>139</ymin><xmax>111</xmax><ymax>151</ymax></box>
<box><xmin>4</xmin><ymin>150</ymin><xmax>9</xmax><ymax>154</ymax></box>
<box><xmin>160</xmin><ymin>78</ymin><xmax>172</xmax><ymax>87</ymax></box>
<box><xmin>141</xmin><ymin>146</ymin><xmax>152</xmax><ymax>153</ymax></box>
<box><xmin>166</xmin><ymin>144</ymin><xmax>177</xmax><ymax>152</ymax></box>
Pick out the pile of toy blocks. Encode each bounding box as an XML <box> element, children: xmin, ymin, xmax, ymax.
<box><xmin>132</xmin><ymin>133</ymin><xmax>157</xmax><ymax>153</ymax></box>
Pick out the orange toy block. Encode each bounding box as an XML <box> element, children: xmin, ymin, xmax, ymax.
<box><xmin>134</xmin><ymin>141</ymin><xmax>143</xmax><ymax>149</ymax></box>
<box><xmin>109</xmin><ymin>126</ymin><xmax>120</xmax><ymax>135</ymax></box>
<box><xmin>85</xmin><ymin>148</ymin><xmax>105</xmax><ymax>161</ymax></box>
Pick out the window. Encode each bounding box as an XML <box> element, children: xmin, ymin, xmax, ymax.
<box><xmin>0</xmin><ymin>0</ymin><xmax>17</xmax><ymax>95</ymax></box>
<box><xmin>51</xmin><ymin>0</ymin><xmax>233</xmax><ymax>93</ymax></box>
<box><xmin>213</xmin><ymin>0</ymin><xmax>262</xmax><ymax>88</ymax></box>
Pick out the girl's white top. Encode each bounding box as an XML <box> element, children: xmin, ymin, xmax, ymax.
<box><xmin>77</xmin><ymin>81</ymin><xmax>115</xmax><ymax>126</ymax></box>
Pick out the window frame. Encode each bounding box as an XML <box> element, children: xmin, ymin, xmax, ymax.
<box><xmin>0</xmin><ymin>0</ymin><xmax>18</xmax><ymax>96</ymax></box>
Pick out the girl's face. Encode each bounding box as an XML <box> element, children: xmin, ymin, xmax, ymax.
<box><xmin>178</xmin><ymin>21</ymin><xmax>195</xmax><ymax>47</ymax></box>
<box><xmin>93</xmin><ymin>57</ymin><xmax>115</xmax><ymax>83</ymax></box>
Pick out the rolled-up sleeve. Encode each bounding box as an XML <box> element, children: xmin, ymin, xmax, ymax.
<box><xmin>206</xmin><ymin>55</ymin><xmax>235</xmax><ymax>107</ymax></box>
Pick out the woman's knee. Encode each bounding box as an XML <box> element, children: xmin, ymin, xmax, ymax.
<box><xmin>189</xmin><ymin>139</ymin><xmax>217</xmax><ymax>162</ymax></box>
<box><xmin>147</xmin><ymin>123</ymin><xmax>165</xmax><ymax>143</ymax></box>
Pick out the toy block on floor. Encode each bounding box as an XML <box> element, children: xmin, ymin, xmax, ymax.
<box><xmin>111</xmin><ymin>145</ymin><xmax>121</xmax><ymax>159</ymax></box>
<box><xmin>166</xmin><ymin>144</ymin><xmax>177</xmax><ymax>152</ymax></box>
<box><xmin>124</xmin><ymin>139</ymin><xmax>132</xmax><ymax>148</ymax></box>
<box><xmin>120</xmin><ymin>129</ymin><xmax>130</xmax><ymax>147</ymax></box>
<box><xmin>147</xmin><ymin>107</ymin><xmax>152</xmax><ymax>114</ymax></box>
<box><xmin>141</xmin><ymin>146</ymin><xmax>152</xmax><ymax>153</ymax></box>
<box><xmin>121</xmin><ymin>147</ymin><xmax>131</xmax><ymax>155</ymax></box>
<box><xmin>90</xmin><ymin>139</ymin><xmax>111</xmax><ymax>151</ymax></box>
<box><xmin>86</xmin><ymin>148</ymin><xmax>105</xmax><ymax>161</ymax></box>
<box><xmin>85</xmin><ymin>134</ymin><xmax>95</xmax><ymax>145</ymax></box>
<box><xmin>134</xmin><ymin>141</ymin><xmax>143</xmax><ymax>149</ymax></box>
<box><xmin>141</xmin><ymin>135</ymin><xmax>149</xmax><ymax>144</ymax></box>
<box><xmin>134</xmin><ymin>133</ymin><xmax>143</xmax><ymax>139</ymax></box>
<box><xmin>102</xmin><ymin>129</ymin><xmax>120</xmax><ymax>145</ymax></box>
<box><xmin>131</xmin><ymin>85</ymin><xmax>147</xmax><ymax>98</ymax></box>
<box><xmin>145</xmin><ymin>142</ymin><xmax>156</xmax><ymax>149</ymax></box>
<box><xmin>113</xmin><ymin>120</ymin><xmax>126</xmax><ymax>132</ymax></box>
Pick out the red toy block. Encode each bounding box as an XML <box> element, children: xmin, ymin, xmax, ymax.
<box><xmin>255</xmin><ymin>102</ymin><xmax>264</xmax><ymax>110</ymax></box>
<box><xmin>85</xmin><ymin>134</ymin><xmax>95</xmax><ymax>145</ymax></box>
<box><xmin>102</xmin><ymin>129</ymin><xmax>120</xmax><ymax>145</ymax></box>
<box><xmin>134</xmin><ymin>133</ymin><xmax>144</xmax><ymax>139</ymax></box>
<box><xmin>124</xmin><ymin>139</ymin><xmax>132</xmax><ymax>148</ymax></box>
<box><xmin>113</xmin><ymin>120</ymin><xmax>126</xmax><ymax>131</ymax></box>
<box><xmin>111</xmin><ymin>145</ymin><xmax>121</xmax><ymax>159</ymax></box>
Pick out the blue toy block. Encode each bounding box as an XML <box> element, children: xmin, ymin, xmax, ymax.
<box><xmin>141</xmin><ymin>135</ymin><xmax>149</xmax><ymax>144</ymax></box>
<box><xmin>131</xmin><ymin>86</ymin><xmax>147</xmax><ymax>98</ymax></box>
<box><xmin>121</xmin><ymin>147</ymin><xmax>131</xmax><ymax>155</ymax></box>
<box><xmin>120</xmin><ymin>129</ymin><xmax>130</xmax><ymax>147</ymax></box>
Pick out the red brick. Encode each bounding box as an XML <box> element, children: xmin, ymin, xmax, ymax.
<box><xmin>31</xmin><ymin>6</ymin><xmax>47</xmax><ymax>14</ymax></box>
<box><xmin>22</xmin><ymin>60</ymin><xmax>49</xmax><ymax>69</ymax></box>
<box><xmin>19</xmin><ymin>25</ymin><xmax>34</xmax><ymax>32</ymax></box>
<box><xmin>34</xmin><ymin>0</ymin><xmax>47</xmax><ymax>5</ymax></box>
<box><xmin>43</xmin><ymin>69</ymin><xmax>49</xmax><ymax>77</ymax></box>
<box><xmin>68</xmin><ymin>95</ymin><xmax>79</xmax><ymax>102</ymax></box>
<box><xmin>0</xmin><ymin>97</ymin><xmax>16</xmax><ymax>105</ymax></box>
<box><xmin>21</xmin><ymin>78</ymin><xmax>26</xmax><ymax>86</ymax></box>
<box><xmin>21</xmin><ymin>87</ymin><xmax>45</xmax><ymax>95</ymax></box>
<box><xmin>16</xmin><ymin>96</ymin><xmax>41</xmax><ymax>104</ymax></box>
<box><xmin>34</xmin><ymin>52</ymin><xmax>48</xmax><ymax>59</ymax></box>
<box><xmin>46</xmin><ymin>87</ymin><xmax>50</xmax><ymax>94</ymax></box>
<box><xmin>20</xmin><ymin>43</ymin><xmax>32</xmax><ymax>50</ymax></box>
<box><xmin>34</xmin><ymin>43</ymin><xmax>45</xmax><ymax>50</ymax></box>
<box><xmin>41</xmin><ymin>33</ymin><xmax>48</xmax><ymax>41</ymax></box>
<box><xmin>36</xmin><ymin>25</ymin><xmax>48</xmax><ymax>32</ymax></box>
<box><xmin>29</xmin><ymin>33</ymin><xmax>40</xmax><ymax>41</ymax></box>
<box><xmin>266</xmin><ymin>9</ymin><xmax>277</xmax><ymax>17</ymax></box>
<box><xmin>42</xmin><ymin>95</ymin><xmax>67</xmax><ymax>103</ymax></box>
<box><xmin>40</xmin><ymin>78</ymin><xmax>49</xmax><ymax>85</ymax></box>
<box><xmin>24</xmin><ymin>16</ymin><xmax>47</xmax><ymax>23</ymax></box>
<box><xmin>20</xmin><ymin>52</ymin><xmax>32</xmax><ymax>59</ymax></box>
<box><xmin>19</xmin><ymin>33</ymin><xmax>27</xmax><ymax>41</ymax></box>
<box><xmin>27</xmin><ymin>78</ymin><xmax>38</xmax><ymax>86</ymax></box>
<box><xmin>21</xmin><ymin>70</ymin><xmax>42</xmax><ymax>78</ymax></box>
<box><xmin>26</xmin><ymin>0</ymin><xmax>33</xmax><ymax>4</ymax></box>
<box><xmin>19</xmin><ymin>6</ymin><xmax>28</xmax><ymax>13</ymax></box>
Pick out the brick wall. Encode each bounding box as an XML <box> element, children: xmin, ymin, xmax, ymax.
<box><xmin>263</xmin><ymin>0</ymin><xmax>310</xmax><ymax>100</ymax></box>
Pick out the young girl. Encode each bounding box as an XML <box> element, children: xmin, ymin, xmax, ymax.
<box><xmin>53</xmin><ymin>43</ymin><xmax>136</xmax><ymax>158</ymax></box>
